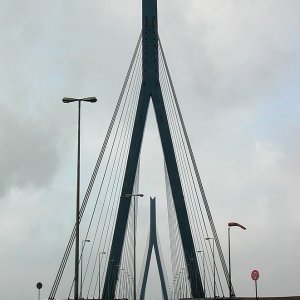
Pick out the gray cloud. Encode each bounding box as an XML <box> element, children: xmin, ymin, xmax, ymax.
<box><xmin>0</xmin><ymin>0</ymin><xmax>299</xmax><ymax>299</ymax></box>
<box><xmin>0</xmin><ymin>105</ymin><xmax>61</xmax><ymax>196</ymax></box>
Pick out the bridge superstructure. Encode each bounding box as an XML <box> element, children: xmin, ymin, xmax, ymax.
<box><xmin>101</xmin><ymin>0</ymin><xmax>204</xmax><ymax>297</ymax></box>
<box><xmin>48</xmin><ymin>0</ymin><xmax>232</xmax><ymax>299</ymax></box>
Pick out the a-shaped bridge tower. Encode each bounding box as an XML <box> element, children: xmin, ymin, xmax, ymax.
<box><xmin>101</xmin><ymin>0</ymin><xmax>204</xmax><ymax>298</ymax></box>
<box><xmin>139</xmin><ymin>197</ymin><xmax>169</xmax><ymax>300</ymax></box>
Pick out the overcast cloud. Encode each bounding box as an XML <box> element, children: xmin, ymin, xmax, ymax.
<box><xmin>0</xmin><ymin>1</ymin><xmax>299</xmax><ymax>299</ymax></box>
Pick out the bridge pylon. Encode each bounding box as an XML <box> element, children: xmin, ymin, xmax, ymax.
<box><xmin>101</xmin><ymin>0</ymin><xmax>204</xmax><ymax>298</ymax></box>
<box><xmin>139</xmin><ymin>197</ymin><xmax>168</xmax><ymax>300</ymax></box>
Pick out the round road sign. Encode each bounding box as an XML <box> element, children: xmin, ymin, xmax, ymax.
<box><xmin>251</xmin><ymin>269</ymin><xmax>259</xmax><ymax>281</ymax></box>
<box><xmin>36</xmin><ymin>282</ymin><xmax>43</xmax><ymax>289</ymax></box>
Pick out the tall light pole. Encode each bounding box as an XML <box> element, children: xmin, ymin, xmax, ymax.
<box><xmin>228</xmin><ymin>222</ymin><xmax>246</xmax><ymax>298</ymax></box>
<box><xmin>128</xmin><ymin>274</ymin><xmax>132</xmax><ymax>299</ymax></box>
<box><xmin>172</xmin><ymin>278</ymin><xmax>176</xmax><ymax>300</ymax></box>
<box><xmin>80</xmin><ymin>239</ymin><xmax>90</xmax><ymax>298</ymax></box>
<box><xmin>125</xmin><ymin>193</ymin><xmax>144</xmax><ymax>300</ymax></box>
<box><xmin>108</xmin><ymin>259</ymin><xmax>114</xmax><ymax>300</ymax></box>
<box><xmin>176</xmin><ymin>273</ymin><xmax>180</xmax><ymax>299</ymax></box>
<box><xmin>206</xmin><ymin>237</ymin><xmax>215</xmax><ymax>299</ymax></box>
<box><xmin>178</xmin><ymin>272</ymin><xmax>182</xmax><ymax>298</ymax></box>
<box><xmin>197</xmin><ymin>250</ymin><xmax>205</xmax><ymax>297</ymax></box>
<box><xmin>115</xmin><ymin>264</ymin><xmax>120</xmax><ymax>297</ymax></box>
<box><xmin>62</xmin><ymin>96</ymin><xmax>97</xmax><ymax>300</ymax></box>
<box><xmin>119</xmin><ymin>268</ymin><xmax>125</xmax><ymax>297</ymax></box>
<box><xmin>99</xmin><ymin>251</ymin><xmax>106</xmax><ymax>299</ymax></box>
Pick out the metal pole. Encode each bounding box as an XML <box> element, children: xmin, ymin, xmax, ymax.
<box><xmin>62</xmin><ymin>97</ymin><xmax>97</xmax><ymax>300</ymax></box>
<box><xmin>202</xmin><ymin>252</ymin><xmax>206</xmax><ymax>297</ymax></box>
<box><xmin>74</xmin><ymin>100</ymin><xmax>81</xmax><ymax>300</ymax></box>
<box><xmin>206</xmin><ymin>238</ymin><xmax>215</xmax><ymax>299</ymax></box>
<box><xmin>108</xmin><ymin>259</ymin><xmax>114</xmax><ymax>299</ymax></box>
<box><xmin>125</xmin><ymin>194</ymin><xmax>143</xmax><ymax>300</ymax></box>
<box><xmin>134</xmin><ymin>195</ymin><xmax>136</xmax><ymax>300</ymax></box>
<box><xmin>80</xmin><ymin>240</ymin><xmax>84</xmax><ymax>299</ymax></box>
<box><xmin>255</xmin><ymin>280</ymin><xmax>258</xmax><ymax>300</ymax></box>
<box><xmin>196</xmin><ymin>252</ymin><xmax>201</xmax><ymax>296</ymax></box>
<box><xmin>213</xmin><ymin>239</ymin><xmax>216</xmax><ymax>299</ymax></box>
<box><xmin>114</xmin><ymin>265</ymin><xmax>119</xmax><ymax>298</ymax></box>
<box><xmin>127</xmin><ymin>275</ymin><xmax>130</xmax><ymax>298</ymax></box>
<box><xmin>36</xmin><ymin>282</ymin><xmax>42</xmax><ymax>300</ymax></box>
<box><xmin>228</xmin><ymin>221</ymin><xmax>246</xmax><ymax>298</ymax></box>
<box><xmin>99</xmin><ymin>253</ymin><xmax>101</xmax><ymax>300</ymax></box>
<box><xmin>108</xmin><ymin>274</ymin><xmax>110</xmax><ymax>300</ymax></box>
<box><xmin>119</xmin><ymin>268</ymin><xmax>124</xmax><ymax>297</ymax></box>
<box><xmin>228</xmin><ymin>226</ymin><xmax>231</xmax><ymax>298</ymax></box>
<box><xmin>80</xmin><ymin>239</ymin><xmax>90</xmax><ymax>299</ymax></box>
<box><xmin>99</xmin><ymin>252</ymin><xmax>105</xmax><ymax>299</ymax></box>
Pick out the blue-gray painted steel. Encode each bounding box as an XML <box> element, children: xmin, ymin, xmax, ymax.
<box><xmin>140</xmin><ymin>197</ymin><xmax>168</xmax><ymax>300</ymax></box>
<box><xmin>102</xmin><ymin>0</ymin><xmax>204</xmax><ymax>298</ymax></box>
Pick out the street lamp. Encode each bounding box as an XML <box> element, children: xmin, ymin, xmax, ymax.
<box><xmin>80</xmin><ymin>239</ymin><xmax>90</xmax><ymax>299</ymax></box>
<box><xmin>62</xmin><ymin>97</ymin><xmax>97</xmax><ymax>103</ymax></box>
<box><xmin>178</xmin><ymin>271</ymin><xmax>182</xmax><ymax>298</ymax></box>
<box><xmin>228</xmin><ymin>222</ymin><xmax>246</xmax><ymax>298</ymax></box>
<box><xmin>206</xmin><ymin>237</ymin><xmax>215</xmax><ymax>299</ymax></box>
<box><xmin>62</xmin><ymin>96</ymin><xmax>97</xmax><ymax>300</ymax></box>
<box><xmin>172</xmin><ymin>278</ymin><xmax>176</xmax><ymax>300</ymax></box>
<box><xmin>176</xmin><ymin>273</ymin><xmax>181</xmax><ymax>299</ymax></box>
<box><xmin>108</xmin><ymin>259</ymin><xmax>114</xmax><ymax>300</ymax></box>
<box><xmin>114</xmin><ymin>264</ymin><xmax>120</xmax><ymax>298</ymax></box>
<box><xmin>197</xmin><ymin>250</ymin><xmax>206</xmax><ymax>297</ymax></box>
<box><xmin>125</xmin><ymin>193</ymin><xmax>144</xmax><ymax>300</ymax></box>
<box><xmin>99</xmin><ymin>251</ymin><xmax>106</xmax><ymax>299</ymax></box>
<box><xmin>128</xmin><ymin>274</ymin><xmax>132</xmax><ymax>299</ymax></box>
<box><xmin>119</xmin><ymin>268</ymin><xmax>125</xmax><ymax>298</ymax></box>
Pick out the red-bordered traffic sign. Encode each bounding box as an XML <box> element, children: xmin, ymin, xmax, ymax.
<box><xmin>251</xmin><ymin>269</ymin><xmax>259</xmax><ymax>281</ymax></box>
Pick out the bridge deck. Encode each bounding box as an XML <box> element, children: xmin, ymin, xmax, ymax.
<box><xmin>179</xmin><ymin>297</ymin><xmax>300</xmax><ymax>300</ymax></box>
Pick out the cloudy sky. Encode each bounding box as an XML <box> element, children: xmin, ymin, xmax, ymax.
<box><xmin>0</xmin><ymin>0</ymin><xmax>299</xmax><ymax>299</ymax></box>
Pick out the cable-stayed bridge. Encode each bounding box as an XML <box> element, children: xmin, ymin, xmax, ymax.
<box><xmin>48</xmin><ymin>0</ymin><xmax>232</xmax><ymax>299</ymax></box>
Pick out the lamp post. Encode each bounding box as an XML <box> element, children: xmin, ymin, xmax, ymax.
<box><xmin>128</xmin><ymin>274</ymin><xmax>132</xmax><ymax>299</ymax></box>
<box><xmin>172</xmin><ymin>278</ymin><xmax>176</xmax><ymax>300</ymax></box>
<box><xmin>108</xmin><ymin>259</ymin><xmax>114</xmax><ymax>300</ymax></box>
<box><xmin>176</xmin><ymin>273</ymin><xmax>180</xmax><ymax>299</ymax></box>
<box><xmin>62</xmin><ymin>96</ymin><xmax>97</xmax><ymax>300</ymax></box>
<box><xmin>119</xmin><ymin>268</ymin><xmax>125</xmax><ymax>297</ymax></box>
<box><xmin>125</xmin><ymin>193</ymin><xmax>144</xmax><ymax>300</ymax></box>
<box><xmin>197</xmin><ymin>250</ymin><xmax>205</xmax><ymax>297</ymax></box>
<box><xmin>80</xmin><ymin>239</ymin><xmax>90</xmax><ymax>298</ymax></box>
<box><xmin>228</xmin><ymin>222</ymin><xmax>246</xmax><ymax>298</ymax></box>
<box><xmin>179</xmin><ymin>272</ymin><xmax>182</xmax><ymax>298</ymax></box>
<box><xmin>114</xmin><ymin>264</ymin><xmax>119</xmax><ymax>298</ymax></box>
<box><xmin>99</xmin><ymin>251</ymin><xmax>106</xmax><ymax>299</ymax></box>
<box><xmin>174</xmin><ymin>274</ymin><xmax>178</xmax><ymax>299</ymax></box>
<box><xmin>206</xmin><ymin>237</ymin><xmax>215</xmax><ymax>299</ymax></box>
<box><xmin>124</xmin><ymin>271</ymin><xmax>129</xmax><ymax>297</ymax></box>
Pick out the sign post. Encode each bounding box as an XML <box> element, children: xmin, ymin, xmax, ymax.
<box><xmin>36</xmin><ymin>282</ymin><xmax>42</xmax><ymax>300</ymax></box>
<box><xmin>251</xmin><ymin>270</ymin><xmax>259</xmax><ymax>300</ymax></box>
